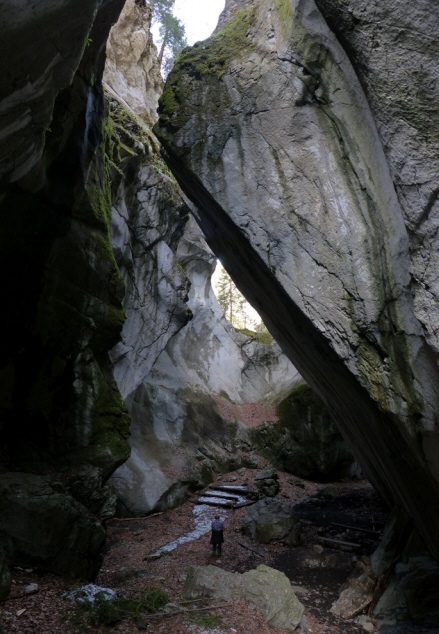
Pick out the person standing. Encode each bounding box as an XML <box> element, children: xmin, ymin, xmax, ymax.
<box><xmin>210</xmin><ymin>514</ymin><xmax>224</xmax><ymax>556</ymax></box>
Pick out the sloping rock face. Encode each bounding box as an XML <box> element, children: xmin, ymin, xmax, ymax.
<box><xmin>104</xmin><ymin>0</ymin><xmax>162</xmax><ymax>122</ymax></box>
<box><xmin>155</xmin><ymin>0</ymin><xmax>439</xmax><ymax>561</ymax></box>
<box><xmin>184</xmin><ymin>564</ymin><xmax>305</xmax><ymax>631</ymax></box>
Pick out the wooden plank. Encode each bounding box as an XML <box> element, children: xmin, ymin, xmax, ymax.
<box><xmin>233</xmin><ymin>501</ymin><xmax>255</xmax><ymax>509</ymax></box>
<box><xmin>318</xmin><ymin>536</ymin><xmax>361</xmax><ymax>549</ymax></box>
<box><xmin>202</xmin><ymin>491</ymin><xmax>241</xmax><ymax>501</ymax></box>
<box><xmin>195</xmin><ymin>498</ymin><xmax>233</xmax><ymax>507</ymax></box>
<box><xmin>237</xmin><ymin>540</ymin><xmax>267</xmax><ymax>557</ymax></box>
<box><xmin>330</xmin><ymin>522</ymin><xmax>381</xmax><ymax>536</ymax></box>
<box><xmin>210</xmin><ymin>485</ymin><xmax>253</xmax><ymax>494</ymax></box>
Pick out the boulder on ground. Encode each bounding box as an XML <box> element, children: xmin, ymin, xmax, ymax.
<box><xmin>242</xmin><ymin>497</ymin><xmax>301</xmax><ymax>545</ymax></box>
<box><xmin>184</xmin><ymin>564</ymin><xmax>304</xmax><ymax>631</ymax></box>
<box><xmin>255</xmin><ymin>468</ymin><xmax>280</xmax><ymax>497</ymax></box>
<box><xmin>0</xmin><ymin>473</ymin><xmax>106</xmax><ymax>580</ymax></box>
<box><xmin>0</xmin><ymin>547</ymin><xmax>10</xmax><ymax>601</ymax></box>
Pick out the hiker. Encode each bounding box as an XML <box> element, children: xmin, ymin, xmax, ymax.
<box><xmin>210</xmin><ymin>514</ymin><xmax>224</xmax><ymax>556</ymax></box>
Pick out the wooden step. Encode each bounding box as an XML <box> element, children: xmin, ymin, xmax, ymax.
<box><xmin>209</xmin><ymin>485</ymin><xmax>254</xmax><ymax>495</ymax></box>
<box><xmin>202</xmin><ymin>490</ymin><xmax>241</xmax><ymax>501</ymax></box>
<box><xmin>195</xmin><ymin>497</ymin><xmax>235</xmax><ymax>507</ymax></box>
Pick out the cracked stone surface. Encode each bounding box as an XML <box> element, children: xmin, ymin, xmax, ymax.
<box><xmin>110</xmin><ymin>176</ymin><xmax>302</xmax><ymax>512</ymax></box>
<box><xmin>155</xmin><ymin>0</ymin><xmax>439</xmax><ymax>559</ymax></box>
<box><xmin>104</xmin><ymin>0</ymin><xmax>162</xmax><ymax>122</ymax></box>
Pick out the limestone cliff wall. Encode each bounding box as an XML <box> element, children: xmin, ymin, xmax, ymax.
<box><xmin>0</xmin><ymin>0</ymin><xmax>131</xmax><ymax>581</ymax></box>
<box><xmin>155</xmin><ymin>0</ymin><xmax>439</xmax><ymax>560</ymax></box>
<box><xmin>104</xmin><ymin>0</ymin><xmax>162</xmax><ymax>122</ymax></box>
<box><xmin>108</xmin><ymin>155</ymin><xmax>303</xmax><ymax>512</ymax></box>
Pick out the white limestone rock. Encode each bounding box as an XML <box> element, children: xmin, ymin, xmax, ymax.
<box><xmin>104</xmin><ymin>0</ymin><xmax>162</xmax><ymax>122</ymax></box>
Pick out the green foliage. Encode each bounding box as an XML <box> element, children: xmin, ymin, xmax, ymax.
<box><xmin>150</xmin><ymin>0</ymin><xmax>187</xmax><ymax>75</ymax></box>
<box><xmin>236</xmin><ymin>327</ymin><xmax>274</xmax><ymax>345</ymax></box>
<box><xmin>69</xmin><ymin>588</ymin><xmax>170</xmax><ymax>630</ymax></box>
<box><xmin>215</xmin><ymin>265</ymin><xmax>269</xmax><ymax>334</ymax></box>
<box><xmin>193</xmin><ymin>613</ymin><xmax>227</xmax><ymax>629</ymax></box>
<box><xmin>273</xmin><ymin>0</ymin><xmax>293</xmax><ymax>35</ymax></box>
<box><xmin>216</xmin><ymin>266</ymin><xmax>236</xmax><ymax>324</ymax></box>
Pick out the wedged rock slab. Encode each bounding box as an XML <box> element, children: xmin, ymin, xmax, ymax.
<box><xmin>155</xmin><ymin>0</ymin><xmax>439</xmax><ymax>560</ymax></box>
<box><xmin>0</xmin><ymin>473</ymin><xmax>105</xmax><ymax>580</ymax></box>
<box><xmin>242</xmin><ymin>497</ymin><xmax>301</xmax><ymax>545</ymax></box>
<box><xmin>331</xmin><ymin>561</ymin><xmax>377</xmax><ymax>619</ymax></box>
<box><xmin>184</xmin><ymin>563</ymin><xmax>304</xmax><ymax>631</ymax></box>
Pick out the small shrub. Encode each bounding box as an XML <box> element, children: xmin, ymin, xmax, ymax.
<box><xmin>70</xmin><ymin>587</ymin><xmax>170</xmax><ymax>629</ymax></box>
<box><xmin>193</xmin><ymin>613</ymin><xmax>227</xmax><ymax>629</ymax></box>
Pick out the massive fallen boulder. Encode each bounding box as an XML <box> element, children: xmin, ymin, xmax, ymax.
<box><xmin>0</xmin><ymin>474</ymin><xmax>105</xmax><ymax>580</ymax></box>
<box><xmin>155</xmin><ymin>0</ymin><xmax>439</xmax><ymax>561</ymax></box>
<box><xmin>242</xmin><ymin>497</ymin><xmax>301</xmax><ymax>544</ymax></box>
<box><xmin>184</xmin><ymin>564</ymin><xmax>304</xmax><ymax>631</ymax></box>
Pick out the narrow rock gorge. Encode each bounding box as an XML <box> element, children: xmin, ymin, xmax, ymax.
<box><xmin>1</xmin><ymin>0</ymin><xmax>439</xmax><ymax>629</ymax></box>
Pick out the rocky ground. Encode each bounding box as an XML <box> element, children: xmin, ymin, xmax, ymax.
<box><xmin>0</xmin><ymin>469</ymin><xmax>389</xmax><ymax>634</ymax></box>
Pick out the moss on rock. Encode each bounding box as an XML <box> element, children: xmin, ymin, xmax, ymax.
<box><xmin>158</xmin><ymin>7</ymin><xmax>256</xmax><ymax>128</ymax></box>
<box><xmin>250</xmin><ymin>384</ymin><xmax>357</xmax><ymax>481</ymax></box>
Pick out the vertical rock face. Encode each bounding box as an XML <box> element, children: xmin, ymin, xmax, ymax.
<box><xmin>104</xmin><ymin>0</ymin><xmax>162</xmax><ymax>122</ymax></box>
<box><xmin>109</xmin><ymin>146</ymin><xmax>303</xmax><ymax>511</ymax></box>
<box><xmin>0</xmin><ymin>0</ymin><xmax>130</xmax><ymax>577</ymax></box>
<box><xmin>155</xmin><ymin>0</ymin><xmax>439</xmax><ymax>559</ymax></box>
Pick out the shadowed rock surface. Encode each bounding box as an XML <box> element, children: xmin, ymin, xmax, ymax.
<box><xmin>0</xmin><ymin>548</ymin><xmax>11</xmax><ymax>602</ymax></box>
<box><xmin>0</xmin><ymin>0</ymin><xmax>129</xmax><ymax>579</ymax></box>
<box><xmin>0</xmin><ymin>0</ymin><xmax>130</xmax><ymax>478</ymax></box>
<box><xmin>155</xmin><ymin>0</ymin><xmax>439</xmax><ymax>562</ymax></box>
<box><xmin>0</xmin><ymin>474</ymin><xmax>106</xmax><ymax>579</ymax></box>
<box><xmin>251</xmin><ymin>384</ymin><xmax>360</xmax><ymax>480</ymax></box>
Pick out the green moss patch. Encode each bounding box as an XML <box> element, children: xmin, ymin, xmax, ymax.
<box><xmin>273</xmin><ymin>0</ymin><xmax>294</xmax><ymax>36</ymax></box>
<box><xmin>235</xmin><ymin>327</ymin><xmax>274</xmax><ymax>345</ymax></box>
<box><xmin>159</xmin><ymin>7</ymin><xmax>256</xmax><ymax>123</ymax></box>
